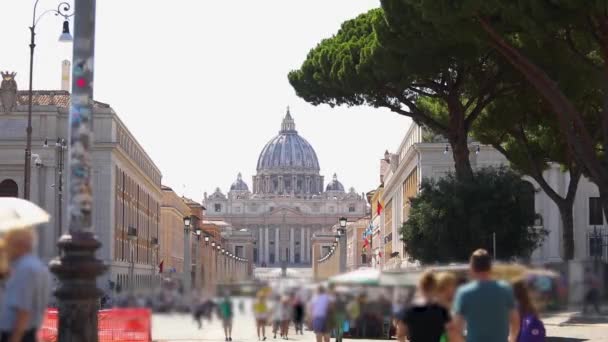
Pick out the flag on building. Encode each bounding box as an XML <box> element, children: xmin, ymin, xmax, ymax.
<box><xmin>377</xmin><ymin>201</ymin><xmax>383</xmax><ymax>216</ymax></box>
<box><xmin>158</xmin><ymin>259</ymin><xmax>164</xmax><ymax>274</ymax></box>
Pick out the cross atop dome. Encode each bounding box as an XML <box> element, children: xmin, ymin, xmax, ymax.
<box><xmin>281</xmin><ymin>106</ymin><xmax>296</xmax><ymax>133</ymax></box>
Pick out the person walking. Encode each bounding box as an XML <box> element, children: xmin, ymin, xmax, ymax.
<box><xmin>512</xmin><ymin>279</ymin><xmax>545</xmax><ymax>342</ymax></box>
<box><xmin>435</xmin><ymin>272</ymin><xmax>458</xmax><ymax>310</ymax></box>
<box><xmin>292</xmin><ymin>295</ymin><xmax>305</xmax><ymax>336</ymax></box>
<box><xmin>279</xmin><ymin>296</ymin><xmax>291</xmax><ymax>339</ymax></box>
<box><xmin>0</xmin><ymin>228</ymin><xmax>51</xmax><ymax>342</ymax></box>
<box><xmin>270</xmin><ymin>295</ymin><xmax>282</xmax><ymax>339</ymax></box>
<box><xmin>346</xmin><ymin>295</ymin><xmax>361</xmax><ymax>338</ymax></box>
<box><xmin>582</xmin><ymin>268</ymin><xmax>601</xmax><ymax>315</ymax></box>
<box><xmin>310</xmin><ymin>286</ymin><xmax>332</xmax><ymax>342</ymax></box>
<box><xmin>453</xmin><ymin>249</ymin><xmax>520</xmax><ymax>342</ymax></box>
<box><xmin>254</xmin><ymin>292</ymin><xmax>269</xmax><ymax>341</ymax></box>
<box><xmin>395</xmin><ymin>271</ymin><xmax>456</xmax><ymax>342</ymax></box>
<box><xmin>218</xmin><ymin>294</ymin><xmax>234</xmax><ymax>341</ymax></box>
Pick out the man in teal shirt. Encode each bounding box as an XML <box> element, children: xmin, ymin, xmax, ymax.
<box><xmin>453</xmin><ymin>249</ymin><xmax>520</xmax><ymax>342</ymax></box>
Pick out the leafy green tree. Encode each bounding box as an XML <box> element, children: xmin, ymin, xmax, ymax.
<box><xmin>401</xmin><ymin>167</ymin><xmax>546</xmax><ymax>264</ymax></box>
<box><xmin>411</xmin><ymin>0</ymin><xmax>608</xmax><ymax>217</ymax></box>
<box><xmin>473</xmin><ymin>87</ymin><xmax>582</xmax><ymax>260</ymax></box>
<box><xmin>288</xmin><ymin>4</ymin><xmax>517</xmax><ymax>181</ymax></box>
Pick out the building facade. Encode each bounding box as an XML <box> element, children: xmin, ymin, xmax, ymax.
<box><xmin>204</xmin><ymin>109</ymin><xmax>368</xmax><ymax>267</ymax></box>
<box><xmin>345</xmin><ymin>217</ymin><xmax>371</xmax><ymax>271</ymax></box>
<box><xmin>380</xmin><ymin>123</ymin><xmax>608</xmax><ymax>270</ymax></box>
<box><xmin>160</xmin><ymin>186</ymin><xmax>190</xmax><ymax>277</ymax></box>
<box><xmin>0</xmin><ymin>80</ymin><xmax>163</xmax><ymax>294</ymax></box>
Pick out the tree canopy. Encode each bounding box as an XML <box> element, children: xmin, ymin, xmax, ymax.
<box><xmin>289</xmin><ymin>3</ymin><xmax>517</xmax><ymax>180</ymax></box>
<box><xmin>411</xmin><ymin>0</ymin><xmax>608</xmax><ymax>214</ymax></box>
<box><xmin>401</xmin><ymin>167</ymin><xmax>546</xmax><ymax>264</ymax></box>
<box><xmin>473</xmin><ymin>86</ymin><xmax>583</xmax><ymax>259</ymax></box>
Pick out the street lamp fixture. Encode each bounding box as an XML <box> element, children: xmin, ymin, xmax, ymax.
<box><xmin>195</xmin><ymin>230</ymin><xmax>201</xmax><ymax>241</ymax></box>
<box><xmin>211</xmin><ymin>241</ymin><xmax>216</xmax><ymax>248</ymax></box>
<box><xmin>23</xmin><ymin>1</ymin><xmax>74</xmax><ymax>200</ymax></box>
<box><xmin>217</xmin><ymin>245</ymin><xmax>221</xmax><ymax>251</ymax></box>
<box><xmin>338</xmin><ymin>217</ymin><xmax>347</xmax><ymax>236</ymax></box>
<box><xmin>204</xmin><ymin>236</ymin><xmax>210</xmax><ymax>245</ymax></box>
<box><xmin>183</xmin><ymin>216</ymin><xmax>191</xmax><ymax>232</ymax></box>
<box><xmin>59</xmin><ymin>19</ymin><xmax>73</xmax><ymax>41</ymax></box>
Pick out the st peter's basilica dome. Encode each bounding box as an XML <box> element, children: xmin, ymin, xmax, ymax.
<box><xmin>256</xmin><ymin>108</ymin><xmax>320</xmax><ymax>174</ymax></box>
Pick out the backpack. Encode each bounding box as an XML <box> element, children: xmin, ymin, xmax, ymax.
<box><xmin>518</xmin><ymin>314</ymin><xmax>545</xmax><ymax>342</ymax></box>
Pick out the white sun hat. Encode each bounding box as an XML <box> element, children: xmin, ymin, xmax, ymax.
<box><xmin>0</xmin><ymin>198</ymin><xmax>50</xmax><ymax>232</ymax></box>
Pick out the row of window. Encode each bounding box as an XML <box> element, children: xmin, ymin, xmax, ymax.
<box><xmin>117</xmin><ymin>127</ymin><xmax>161</xmax><ymax>186</ymax></box>
<box><xmin>213</xmin><ymin>203</ymin><xmax>356</xmax><ymax>213</ymax></box>
<box><xmin>114</xmin><ymin>166</ymin><xmax>160</xmax><ymax>265</ymax></box>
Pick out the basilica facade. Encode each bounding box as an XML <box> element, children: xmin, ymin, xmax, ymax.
<box><xmin>204</xmin><ymin>110</ymin><xmax>368</xmax><ymax>267</ymax></box>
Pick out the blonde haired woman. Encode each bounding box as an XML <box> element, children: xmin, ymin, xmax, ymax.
<box><xmin>435</xmin><ymin>272</ymin><xmax>458</xmax><ymax>310</ymax></box>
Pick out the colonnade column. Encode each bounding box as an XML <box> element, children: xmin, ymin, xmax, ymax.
<box><xmin>290</xmin><ymin>228</ymin><xmax>295</xmax><ymax>263</ymax></box>
<box><xmin>265</xmin><ymin>228</ymin><xmax>270</xmax><ymax>264</ymax></box>
<box><xmin>275</xmin><ymin>228</ymin><xmax>279</xmax><ymax>264</ymax></box>
<box><xmin>300</xmin><ymin>229</ymin><xmax>305</xmax><ymax>264</ymax></box>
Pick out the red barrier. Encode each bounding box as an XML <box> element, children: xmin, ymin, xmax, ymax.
<box><xmin>39</xmin><ymin>308</ymin><xmax>152</xmax><ymax>342</ymax></box>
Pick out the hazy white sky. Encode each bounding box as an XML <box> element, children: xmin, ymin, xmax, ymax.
<box><xmin>1</xmin><ymin>0</ymin><xmax>411</xmax><ymax>201</ymax></box>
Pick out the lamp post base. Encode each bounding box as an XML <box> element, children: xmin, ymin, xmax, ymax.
<box><xmin>50</xmin><ymin>231</ymin><xmax>107</xmax><ymax>341</ymax></box>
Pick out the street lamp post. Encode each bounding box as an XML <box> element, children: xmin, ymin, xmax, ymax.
<box><xmin>183</xmin><ymin>216</ymin><xmax>192</xmax><ymax>296</ymax></box>
<box><xmin>338</xmin><ymin>217</ymin><xmax>347</xmax><ymax>273</ymax></box>
<box><xmin>24</xmin><ymin>1</ymin><xmax>73</xmax><ymax>200</ymax></box>
<box><xmin>216</xmin><ymin>244</ymin><xmax>221</xmax><ymax>284</ymax></box>
<box><xmin>127</xmin><ymin>226</ymin><xmax>137</xmax><ymax>296</ymax></box>
<box><xmin>151</xmin><ymin>237</ymin><xmax>158</xmax><ymax>292</ymax></box>
<box><xmin>194</xmin><ymin>228</ymin><xmax>201</xmax><ymax>292</ymax></box>
<box><xmin>49</xmin><ymin>1</ymin><xmax>106</xmax><ymax>340</ymax></box>
<box><xmin>43</xmin><ymin>138</ymin><xmax>67</xmax><ymax>244</ymax></box>
<box><xmin>203</xmin><ymin>236</ymin><xmax>209</xmax><ymax>293</ymax></box>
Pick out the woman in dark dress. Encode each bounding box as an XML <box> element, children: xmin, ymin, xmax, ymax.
<box><xmin>393</xmin><ymin>271</ymin><xmax>459</xmax><ymax>342</ymax></box>
<box><xmin>292</xmin><ymin>296</ymin><xmax>305</xmax><ymax>335</ymax></box>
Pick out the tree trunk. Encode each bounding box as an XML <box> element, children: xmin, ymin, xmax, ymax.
<box><xmin>447</xmin><ymin>95</ymin><xmax>474</xmax><ymax>181</ymax></box>
<box><xmin>477</xmin><ymin>17</ymin><xmax>608</xmax><ymax>201</ymax></box>
<box><xmin>448</xmin><ymin>134</ymin><xmax>474</xmax><ymax>182</ymax></box>
<box><xmin>558</xmin><ymin>202</ymin><xmax>575</xmax><ymax>261</ymax></box>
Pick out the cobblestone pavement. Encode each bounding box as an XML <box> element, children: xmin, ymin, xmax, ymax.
<box><xmin>152</xmin><ymin>303</ymin><xmax>608</xmax><ymax>342</ymax></box>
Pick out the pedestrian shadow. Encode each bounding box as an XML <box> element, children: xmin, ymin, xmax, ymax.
<box><xmin>547</xmin><ymin>338</ymin><xmax>588</xmax><ymax>342</ymax></box>
<box><xmin>562</xmin><ymin>314</ymin><xmax>608</xmax><ymax>325</ymax></box>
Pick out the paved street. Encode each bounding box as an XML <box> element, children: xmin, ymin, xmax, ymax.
<box><xmin>152</xmin><ymin>299</ymin><xmax>608</xmax><ymax>342</ymax></box>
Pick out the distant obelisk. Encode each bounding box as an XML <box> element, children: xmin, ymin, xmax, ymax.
<box><xmin>61</xmin><ymin>60</ymin><xmax>71</xmax><ymax>91</ymax></box>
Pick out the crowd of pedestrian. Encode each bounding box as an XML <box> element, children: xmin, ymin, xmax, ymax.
<box><xmin>391</xmin><ymin>249</ymin><xmax>546</xmax><ymax>342</ymax></box>
<box><xmin>249</xmin><ymin>288</ymin><xmax>310</xmax><ymax>341</ymax></box>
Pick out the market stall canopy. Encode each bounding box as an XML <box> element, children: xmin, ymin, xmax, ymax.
<box><xmin>379</xmin><ymin>271</ymin><xmax>419</xmax><ymax>287</ymax></box>
<box><xmin>329</xmin><ymin>268</ymin><xmax>420</xmax><ymax>287</ymax></box>
<box><xmin>329</xmin><ymin>268</ymin><xmax>380</xmax><ymax>286</ymax></box>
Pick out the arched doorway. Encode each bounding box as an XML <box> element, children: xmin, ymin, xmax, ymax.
<box><xmin>0</xmin><ymin>179</ymin><xmax>18</xmax><ymax>197</ymax></box>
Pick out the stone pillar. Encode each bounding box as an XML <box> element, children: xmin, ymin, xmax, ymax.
<box><xmin>275</xmin><ymin>228</ymin><xmax>280</xmax><ymax>265</ymax></box>
<box><xmin>265</xmin><ymin>176</ymin><xmax>270</xmax><ymax>193</ymax></box>
<box><xmin>265</xmin><ymin>227</ymin><xmax>270</xmax><ymax>264</ymax></box>
<box><xmin>305</xmin><ymin>176</ymin><xmax>311</xmax><ymax>194</ymax></box>
<box><xmin>290</xmin><ymin>227</ymin><xmax>295</xmax><ymax>263</ymax></box>
<box><xmin>278</xmin><ymin>175</ymin><xmax>284</xmax><ymax>194</ymax></box>
<box><xmin>300</xmin><ymin>228</ymin><xmax>305</xmax><ymax>264</ymax></box>
<box><xmin>292</xmin><ymin>175</ymin><xmax>297</xmax><ymax>195</ymax></box>
<box><xmin>258</xmin><ymin>228</ymin><xmax>263</xmax><ymax>264</ymax></box>
<box><xmin>305</xmin><ymin>228</ymin><xmax>310</xmax><ymax>262</ymax></box>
